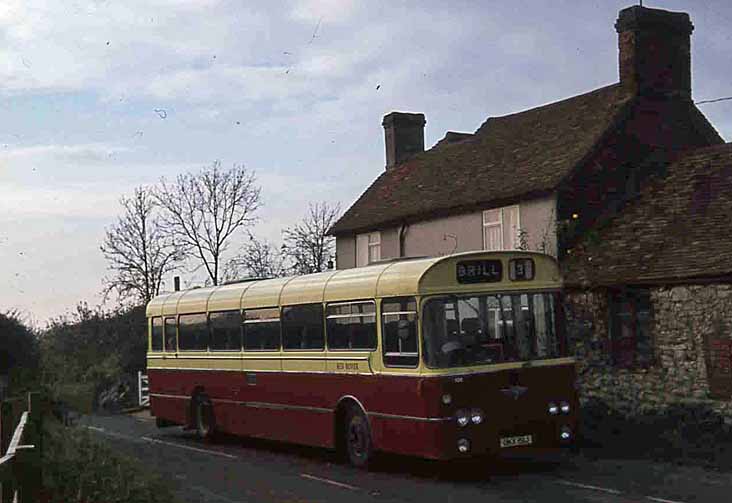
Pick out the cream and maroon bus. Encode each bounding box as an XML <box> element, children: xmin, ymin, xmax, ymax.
<box><xmin>146</xmin><ymin>251</ymin><xmax>577</xmax><ymax>467</ymax></box>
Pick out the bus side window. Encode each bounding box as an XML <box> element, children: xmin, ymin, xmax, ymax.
<box><xmin>244</xmin><ymin>308</ymin><xmax>281</xmax><ymax>351</ymax></box>
<box><xmin>178</xmin><ymin>313</ymin><xmax>209</xmax><ymax>351</ymax></box>
<box><xmin>382</xmin><ymin>297</ymin><xmax>418</xmax><ymax>367</ymax></box>
<box><xmin>282</xmin><ymin>304</ymin><xmax>324</xmax><ymax>351</ymax></box>
<box><xmin>209</xmin><ymin>310</ymin><xmax>242</xmax><ymax>351</ymax></box>
<box><xmin>164</xmin><ymin>317</ymin><xmax>177</xmax><ymax>352</ymax></box>
<box><xmin>326</xmin><ymin>301</ymin><xmax>376</xmax><ymax>350</ymax></box>
<box><xmin>151</xmin><ymin>317</ymin><xmax>163</xmax><ymax>352</ymax></box>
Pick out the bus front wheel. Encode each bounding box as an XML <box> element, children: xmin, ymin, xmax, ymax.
<box><xmin>193</xmin><ymin>394</ymin><xmax>215</xmax><ymax>441</ymax></box>
<box><xmin>345</xmin><ymin>407</ymin><xmax>373</xmax><ymax>469</ymax></box>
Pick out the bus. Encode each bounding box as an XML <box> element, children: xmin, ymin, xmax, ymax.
<box><xmin>146</xmin><ymin>251</ymin><xmax>577</xmax><ymax>467</ymax></box>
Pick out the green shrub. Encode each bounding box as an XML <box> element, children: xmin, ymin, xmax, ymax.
<box><xmin>42</xmin><ymin>420</ymin><xmax>177</xmax><ymax>503</ymax></box>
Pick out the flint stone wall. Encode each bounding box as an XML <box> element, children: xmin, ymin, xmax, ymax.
<box><xmin>564</xmin><ymin>284</ymin><xmax>732</xmax><ymax>420</ymax></box>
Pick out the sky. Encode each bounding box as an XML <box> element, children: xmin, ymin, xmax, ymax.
<box><xmin>1</xmin><ymin>0</ymin><xmax>731</xmax><ymax>325</ymax></box>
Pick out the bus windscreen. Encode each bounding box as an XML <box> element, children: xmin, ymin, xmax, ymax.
<box><xmin>422</xmin><ymin>292</ymin><xmax>564</xmax><ymax>368</ymax></box>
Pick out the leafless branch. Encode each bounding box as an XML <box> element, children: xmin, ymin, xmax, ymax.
<box><xmin>153</xmin><ymin>161</ymin><xmax>261</xmax><ymax>285</ymax></box>
<box><xmin>100</xmin><ymin>187</ymin><xmax>183</xmax><ymax>305</ymax></box>
<box><xmin>282</xmin><ymin>201</ymin><xmax>340</xmax><ymax>275</ymax></box>
<box><xmin>223</xmin><ymin>233</ymin><xmax>288</xmax><ymax>282</ymax></box>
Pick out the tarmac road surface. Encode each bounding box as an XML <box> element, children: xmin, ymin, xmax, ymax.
<box><xmin>80</xmin><ymin>412</ymin><xmax>732</xmax><ymax>503</ymax></box>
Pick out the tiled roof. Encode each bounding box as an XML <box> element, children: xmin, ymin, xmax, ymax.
<box><xmin>563</xmin><ymin>143</ymin><xmax>732</xmax><ymax>286</ymax></box>
<box><xmin>330</xmin><ymin>84</ymin><xmax>634</xmax><ymax>235</ymax></box>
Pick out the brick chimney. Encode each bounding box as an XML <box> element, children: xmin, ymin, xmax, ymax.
<box><xmin>382</xmin><ymin>112</ymin><xmax>426</xmax><ymax>169</ymax></box>
<box><xmin>615</xmin><ymin>6</ymin><xmax>694</xmax><ymax>99</ymax></box>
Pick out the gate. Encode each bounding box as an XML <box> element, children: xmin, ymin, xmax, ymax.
<box><xmin>137</xmin><ymin>371</ymin><xmax>149</xmax><ymax>408</ymax></box>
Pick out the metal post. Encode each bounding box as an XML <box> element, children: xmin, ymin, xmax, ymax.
<box><xmin>138</xmin><ymin>371</ymin><xmax>142</xmax><ymax>408</ymax></box>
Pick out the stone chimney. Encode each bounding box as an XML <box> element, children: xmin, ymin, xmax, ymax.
<box><xmin>382</xmin><ymin>112</ymin><xmax>426</xmax><ymax>169</ymax></box>
<box><xmin>615</xmin><ymin>5</ymin><xmax>694</xmax><ymax>99</ymax></box>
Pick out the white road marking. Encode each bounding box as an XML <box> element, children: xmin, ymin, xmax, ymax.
<box><xmin>84</xmin><ymin>426</ymin><xmax>141</xmax><ymax>441</ymax></box>
<box><xmin>84</xmin><ymin>425</ymin><xmax>238</xmax><ymax>460</ymax></box>
<box><xmin>557</xmin><ymin>480</ymin><xmax>689</xmax><ymax>503</ymax></box>
<box><xmin>300</xmin><ymin>473</ymin><xmax>361</xmax><ymax>491</ymax></box>
<box><xmin>140</xmin><ymin>436</ymin><xmax>238</xmax><ymax>460</ymax></box>
<box><xmin>84</xmin><ymin>427</ymin><xmax>247</xmax><ymax>501</ymax></box>
<box><xmin>556</xmin><ymin>479</ymin><xmax>622</xmax><ymax>495</ymax></box>
<box><xmin>646</xmin><ymin>497</ymin><xmax>687</xmax><ymax>503</ymax></box>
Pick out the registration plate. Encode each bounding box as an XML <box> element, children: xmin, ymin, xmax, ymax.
<box><xmin>500</xmin><ymin>434</ymin><xmax>533</xmax><ymax>448</ymax></box>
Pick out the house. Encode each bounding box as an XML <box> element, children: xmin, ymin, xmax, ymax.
<box><xmin>329</xmin><ymin>5</ymin><xmax>732</xmax><ymax>416</ymax></box>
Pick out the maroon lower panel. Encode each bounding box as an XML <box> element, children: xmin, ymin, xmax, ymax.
<box><xmin>148</xmin><ymin>362</ymin><xmax>577</xmax><ymax>460</ymax></box>
<box><xmin>149</xmin><ymin>368</ymin><xmax>439</xmax><ymax>457</ymax></box>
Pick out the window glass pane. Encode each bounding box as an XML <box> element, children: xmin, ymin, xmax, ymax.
<box><xmin>483</xmin><ymin>209</ymin><xmax>500</xmax><ymax>224</ymax></box>
<box><xmin>382</xmin><ymin>297</ymin><xmax>418</xmax><ymax>367</ymax></box>
<box><xmin>530</xmin><ymin>293</ymin><xmax>559</xmax><ymax>358</ymax></box>
<box><xmin>326</xmin><ymin>302</ymin><xmax>376</xmax><ymax>350</ymax></box>
<box><xmin>178</xmin><ymin>313</ymin><xmax>209</xmax><ymax>350</ymax></box>
<box><xmin>151</xmin><ymin>317</ymin><xmax>163</xmax><ymax>352</ymax></box>
<box><xmin>511</xmin><ymin>294</ymin><xmax>532</xmax><ymax>360</ymax></box>
<box><xmin>423</xmin><ymin>293</ymin><xmax>563</xmax><ymax>368</ymax></box>
<box><xmin>283</xmin><ymin>304</ymin><xmax>324</xmax><ymax>350</ymax></box>
<box><xmin>503</xmin><ymin>206</ymin><xmax>519</xmax><ymax>250</ymax></box>
<box><xmin>356</xmin><ymin>234</ymin><xmax>369</xmax><ymax>267</ymax></box>
<box><xmin>164</xmin><ymin>317</ymin><xmax>177</xmax><ymax>352</ymax></box>
<box><xmin>484</xmin><ymin>223</ymin><xmax>502</xmax><ymax>251</ymax></box>
<box><xmin>210</xmin><ymin>311</ymin><xmax>242</xmax><ymax>351</ymax></box>
<box><xmin>610</xmin><ymin>289</ymin><xmax>653</xmax><ymax>367</ymax></box>
<box><xmin>244</xmin><ymin>308</ymin><xmax>281</xmax><ymax>350</ymax></box>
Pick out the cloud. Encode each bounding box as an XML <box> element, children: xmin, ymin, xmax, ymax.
<box><xmin>289</xmin><ymin>0</ymin><xmax>361</xmax><ymax>23</ymax></box>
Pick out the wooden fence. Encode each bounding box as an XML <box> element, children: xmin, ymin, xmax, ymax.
<box><xmin>0</xmin><ymin>393</ymin><xmax>41</xmax><ymax>503</ymax></box>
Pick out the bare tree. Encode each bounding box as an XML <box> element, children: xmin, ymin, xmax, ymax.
<box><xmin>282</xmin><ymin>202</ymin><xmax>340</xmax><ymax>274</ymax></box>
<box><xmin>223</xmin><ymin>234</ymin><xmax>287</xmax><ymax>282</ymax></box>
<box><xmin>101</xmin><ymin>187</ymin><xmax>181</xmax><ymax>305</ymax></box>
<box><xmin>154</xmin><ymin>161</ymin><xmax>261</xmax><ymax>285</ymax></box>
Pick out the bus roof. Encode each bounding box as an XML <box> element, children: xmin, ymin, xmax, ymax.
<box><xmin>146</xmin><ymin>251</ymin><xmax>561</xmax><ymax>317</ymax></box>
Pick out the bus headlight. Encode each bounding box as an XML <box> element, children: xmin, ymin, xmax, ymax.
<box><xmin>560</xmin><ymin>401</ymin><xmax>570</xmax><ymax>414</ymax></box>
<box><xmin>441</xmin><ymin>393</ymin><xmax>452</xmax><ymax>405</ymax></box>
<box><xmin>560</xmin><ymin>425</ymin><xmax>572</xmax><ymax>441</ymax></box>
<box><xmin>548</xmin><ymin>402</ymin><xmax>559</xmax><ymax>415</ymax></box>
<box><xmin>471</xmin><ymin>408</ymin><xmax>484</xmax><ymax>425</ymax></box>
<box><xmin>456</xmin><ymin>409</ymin><xmax>469</xmax><ymax>427</ymax></box>
<box><xmin>457</xmin><ymin>438</ymin><xmax>470</xmax><ymax>453</ymax></box>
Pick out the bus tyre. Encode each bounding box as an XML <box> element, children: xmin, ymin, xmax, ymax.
<box><xmin>345</xmin><ymin>407</ymin><xmax>373</xmax><ymax>469</ymax></box>
<box><xmin>193</xmin><ymin>394</ymin><xmax>215</xmax><ymax>441</ymax></box>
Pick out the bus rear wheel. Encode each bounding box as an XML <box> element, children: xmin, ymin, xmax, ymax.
<box><xmin>345</xmin><ymin>407</ymin><xmax>373</xmax><ymax>469</ymax></box>
<box><xmin>193</xmin><ymin>394</ymin><xmax>215</xmax><ymax>441</ymax></box>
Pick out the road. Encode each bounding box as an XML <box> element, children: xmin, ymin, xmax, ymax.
<box><xmin>81</xmin><ymin>412</ymin><xmax>732</xmax><ymax>503</ymax></box>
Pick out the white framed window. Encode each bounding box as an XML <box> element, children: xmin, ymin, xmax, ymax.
<box><xmin>368</xmin><ymin>232</ymin><xmax>381</xmax><ymax>263</ymax></box>
<box><xmin>482</xmin><ymin>205</ymin><xmax>520</xmax><ymax>251</ymax></box>
<box><xmin>356</xmin><ymin>231</ymin><xmax>381</xmax><ymax>266</ymax></box>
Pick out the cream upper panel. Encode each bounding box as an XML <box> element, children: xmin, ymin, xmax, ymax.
<box><xmin>161</xmin><ymin>291</ymin><xmax>187</xmax><ymax>316</ymax></box>
<box><xmin>375</xmin><ymin>258</ymin><xmax>436</xmax><ymax>298</ymax></box>
<box><xmin>207</xmin><ymin>282</ymin><xmax>253</xmax><ymax>313</ymax></box>
<box><xmin>323</xmin><ymin>262</ymin><xmax>392</xmax><ymax>303</ymax></box>
<box><xmin>241</xmin><ymin>277</ymin><xmax>293</xmax><ymax>309</ymax></box>
<box><xmin>146</xmin><ymin>293</ymin><xmax>170</xmax><ymax>318</ymax></box>
<box><xmin>279</xmin><ymin>271</ymin><xmax>336</xmax><ymax>306</ymax></box>
<box><xmin>418</xmin><ymin>251</ymin><xmax>562</xmax><ymax>295</ymax></box>
<box><xmin>176</xmin><ymin>287</ymin><xmax>215</xmax><ymax>315</ymax></box>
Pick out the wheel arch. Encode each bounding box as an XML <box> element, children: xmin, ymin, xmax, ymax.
<box><xmin>333</xmin><ymin>395</ymin><xmax>369</xmax><ymax>452</ymax></box>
